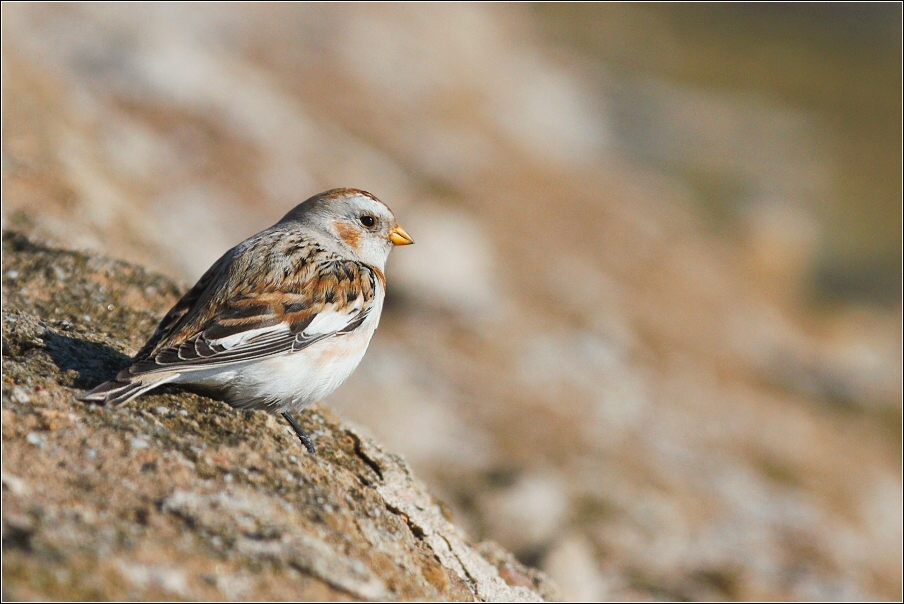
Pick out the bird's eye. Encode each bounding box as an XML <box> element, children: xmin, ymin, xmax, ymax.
<box><xmin>359</xmin><ymin>215</ymin><xmax>376</xmax><ymax>228</ymax></box>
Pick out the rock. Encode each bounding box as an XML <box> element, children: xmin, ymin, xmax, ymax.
<box><xmin>0</xmin><ymin>231</ymin><xmax>557</xmax><ymax>602</ymax></box>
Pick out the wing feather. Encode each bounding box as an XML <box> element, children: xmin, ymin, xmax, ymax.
<box><xmin>122</xmin><ymin>239</ymin><xmax>381</xmax><ymax>379</ymax></box>
<box><xmin>133</xmin><ymin>247</ymin><xmax>237</xmax><ymax>361</ymax></box>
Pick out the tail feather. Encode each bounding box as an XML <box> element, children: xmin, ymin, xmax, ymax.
<box><xmin>77</xmin><ymin>374</ymin><xmax>179</xmax><ymax>406</ymax></box>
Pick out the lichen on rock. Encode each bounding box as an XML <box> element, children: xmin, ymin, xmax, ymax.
<box><xmin>1</xmin><ymin>231</ymin><xmax>557</xmax><ymax>601</ymax></box>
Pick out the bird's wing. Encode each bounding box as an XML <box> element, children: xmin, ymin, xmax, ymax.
<box><xmin>133</xmin><ymin>247</ymin><xmax>237</xmax><ymax>362</ymax></box>
<box><xmin>125</xmin><ymin>255</ymin><xmax>381</xmax><ymax>377</ymax></box>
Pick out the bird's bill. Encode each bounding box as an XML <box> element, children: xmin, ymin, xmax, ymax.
<box><xmin>389</xmin><ymin>225</ymin><xmax>414</xmax><ymax>246</ymax></box>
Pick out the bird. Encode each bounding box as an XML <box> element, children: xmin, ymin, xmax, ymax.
<box><xmin>78</xmin><ymin>188</ymin><xmax>413</xmax><ymax>455</ymax></box>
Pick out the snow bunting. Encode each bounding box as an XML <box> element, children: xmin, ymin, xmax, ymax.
<box><xmin>79</xmin><ymin>188</ymin><xmax>413</xmax><ymax>454</ymax></box>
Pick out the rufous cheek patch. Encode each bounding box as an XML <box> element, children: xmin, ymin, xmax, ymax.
<box><xmin>334</xmin><ymin>221</ymin><xmax>360</xmax><ymax>250</ymax></box>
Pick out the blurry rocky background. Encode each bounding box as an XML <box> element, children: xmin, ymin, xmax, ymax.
<box><xmin>2</xmin><ymin>4</ymin><xmax>900</xmax><ymax>601</ymax></box>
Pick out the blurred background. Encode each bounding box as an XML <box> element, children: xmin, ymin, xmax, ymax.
<box><xmin>2</xmin><ymin>4</ymin><xmax>900</xmax><ymax>600</ymax></box>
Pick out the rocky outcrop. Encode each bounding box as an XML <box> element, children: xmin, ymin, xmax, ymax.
<box><xmin>1</xmin><ymin>232</ymin><xmax>557</xmax><ymax>601</ymax></box>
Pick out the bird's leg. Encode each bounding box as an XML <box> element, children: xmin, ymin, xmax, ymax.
<box><xmin>282</xmin><ymin>412</ymin><xmax>317</xmax><ymax>456</ymax></box>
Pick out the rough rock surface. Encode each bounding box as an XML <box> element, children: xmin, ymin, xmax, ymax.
<box><xmin>1</xmin><ymin>232</ymin><xmax>557</xmax><ymax>601</ymax></box>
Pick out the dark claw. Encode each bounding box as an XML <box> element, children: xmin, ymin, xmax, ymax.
<box><xmin>282</xmin><ymin>412</ymin><xmax>317</xmax><ymax>456</ymax></box>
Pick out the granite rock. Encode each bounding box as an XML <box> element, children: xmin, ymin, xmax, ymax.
<box><xmin>1</xmin><ymin>232</ymin><xmax>557</xmax><ymax>602</ymax></box>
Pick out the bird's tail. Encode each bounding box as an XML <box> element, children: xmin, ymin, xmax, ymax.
<box><xmin>77</xmin><ymin>374</ymin><xmax>179</xmax><ymax>406</ymax></box>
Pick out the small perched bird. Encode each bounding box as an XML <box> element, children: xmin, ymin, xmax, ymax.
<box><xmin>79</xmin><ymin>188</ymin><xmax>413</xmax><ymax>454</ymax></box>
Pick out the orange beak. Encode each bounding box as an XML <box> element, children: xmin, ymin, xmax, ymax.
<box><xmin>389</xmin><ymin>225</ymin><xmax>414</xmax><ymax>246</ymax></box>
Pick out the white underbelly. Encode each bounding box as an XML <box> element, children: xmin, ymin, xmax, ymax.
<box><xmin>180</xmin><ymin>314</ymin><xmax>378</xmax><ymax>412</ymax></box>
<box><xmin>170</xmin><ymin>283</ymin><xmax>385</xmax><ymax>413</ymax></box>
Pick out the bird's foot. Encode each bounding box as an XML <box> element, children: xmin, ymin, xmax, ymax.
<box><xmin>282</xmin><ymin>412</ymin><xmax>317</xmax><ymax>455</ymax></box>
